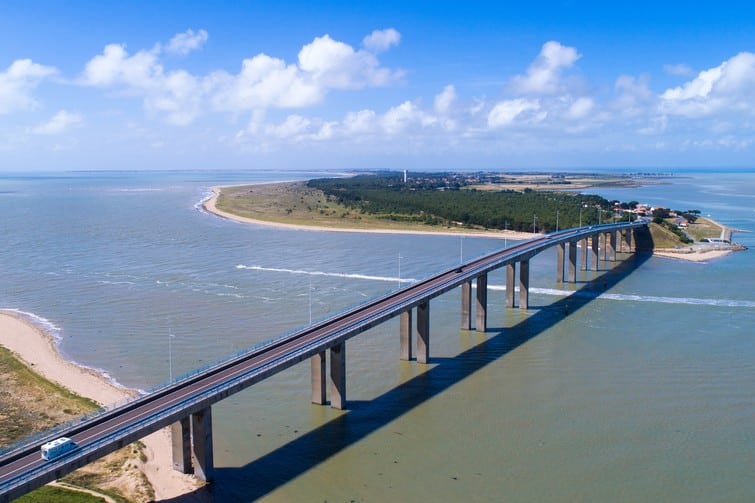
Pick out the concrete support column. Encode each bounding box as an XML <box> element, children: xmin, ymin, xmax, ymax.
<box><xmin>400</xmin><ymin>310</ymin><xmax>413</xmax><ymax>361</ymax></box>
<box><xmin>609</xmin><ymin>231</ymin><xmax>617</xmax><ymax>261</ymax></box>
<box><xmin>506</xmin><ymin>263</ymin><xmax>516</xmax><ymax>308</ymax></box>
<box><xmin>460</xmin><ymin>281</ymin><xmax>472</xmax><ymax>330</ymax></box>
<box><xmin>519</xmin><ymin>260</ymin><xmax>530</xmax><ymax>310</ymax></box>
<box><xmin>329</xmin><ymin>343</ymin><xmax>346</xmax><ymax>410</ymax></box>
<box><xmin>568</xmin><ymin>241</ymin><xmax>577</xmax><ymax>283</ymax></box>
<box><xmin>311</xmin><ymin>351</ymin><xmax>326</xmax><ymax>404</ymax></box>
<box><xmin>599</xmin><ymin>233</ymin><xmax>607</xmax><ymax>261</ymax></box>
<box><xmin>416</xmin><ymin>301</ymin><xmax>430</xmax><ymax>364</ymax></box>
<box><xmin>191</xmin><ymin>407</ymin><xmax>214</xmax><ymax>483</ymax></box>
<box><xmin>590</xmin><ymin>236</ymin><xmax>599</xmax><ymax>270</ymax></box>
<box><xmin>556</xmin><ymin>243</ymin><xmax>565</xmax><ymax>283</ymax></box>
<box><xmin>581</xmin><ymin>238</ymin><xmax>588</xmax><ymax>270</ymax></box>
<box><xmin>171</xmin><ymin>416</ymin><xmax>192</xmax><ymax>474</ymax></box>
<box><xmin>626</xmin><ymin>228</ymin><xmax>634</xmax><ymax>252</ymax></box>
<box><xmin>476</xmin><ymin>274</ymin><xmax>487</xmax><ymax>333</ymax></box>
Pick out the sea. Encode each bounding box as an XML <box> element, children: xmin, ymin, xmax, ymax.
<box><xmin>0</xmin><ymin>169</ymin><xmax>753</xmax><ymax>502</ymax></box>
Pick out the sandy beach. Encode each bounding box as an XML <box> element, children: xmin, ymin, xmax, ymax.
<box><xmin>203</xmin><ymin>187</ymin><xmax>536</xmax><ymax>240</ymax></box>
<box><xmin>0</xmin><ymin>310</ymin><xmax>201</xmax><ymax>501</ymax></box>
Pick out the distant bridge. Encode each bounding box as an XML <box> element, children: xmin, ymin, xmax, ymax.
<box><xmin>0</xmin><ymin>221</ymin><xmax>645</xmax><ymax>501</ymax></box>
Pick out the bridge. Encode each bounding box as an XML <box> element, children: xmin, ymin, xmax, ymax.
<box><xmin>0</xmin><ymin>221</ymin><xmax>645</xmax><ymax>501</ymax></box>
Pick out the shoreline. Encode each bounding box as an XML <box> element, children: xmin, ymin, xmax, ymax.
<box><xmin>0</xmin><ymin>310</ymin><xmax>201</xmax><ymax>501</ymax></box>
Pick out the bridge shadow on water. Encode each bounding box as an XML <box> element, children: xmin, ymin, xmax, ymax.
<box><xmin>163</xmin><ymin>252</ymin><xmax>651</xmax><ymax>502</ymax></box>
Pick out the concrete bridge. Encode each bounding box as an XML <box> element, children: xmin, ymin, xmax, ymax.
<box><xmin>0</xmin><ymin>221</ymin><xmax>645</xmax><ymax>501</ymax></box>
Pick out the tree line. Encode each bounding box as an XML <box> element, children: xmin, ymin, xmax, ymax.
<box><xmin>308</xmin><ymin>173</ymin><xmax>622</xmax><ymax>232</ymax></box>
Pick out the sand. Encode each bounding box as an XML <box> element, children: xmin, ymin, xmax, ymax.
<box><xmin>0</xmin><ymin>310</ymin><xmax>202</xmax><ymax>501</ymax></box>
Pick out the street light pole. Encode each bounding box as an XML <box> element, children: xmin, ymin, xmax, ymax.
<box><xmin>169</xmin><ymin>332</ymin><xmax>175</xmax><ymax>381</ymax></box>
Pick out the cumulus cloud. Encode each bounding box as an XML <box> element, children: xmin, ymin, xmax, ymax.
<box><xmin>32</xmin><ymin>110</ymin><xmax>83</xmax><ymax>134</ymax></box>
<box><xmin>166</xmin><ymin>29</ymin><xmax>208</xmax><ymax>55</ymax></box>
<box><xmin>660</xmin><ymin>51</ymin><xmax>755</xmax><ymax>117</ymax></box>
<box><xmin>362</xmin><ymin>28</ymin><xmax>401</xmax><ymax>53</ymax></box>
<box><xmin>298</xmin><ymin>34</ymin><xmax>402</xmax><ymax>89</ymax></box>
<box><xmin>511</xmin><ymin>41</ymin><xmax>580</xmax><ymax>95</ymax></box>
<box><xmin>0</xmin><ymin>59</ymin><xmax>57</xmax><ymax>114</ymax></box>
<box><xmin>487</xmin><ymin>98</ymin><xmax>544</xmax><ymax>127</ymax></box>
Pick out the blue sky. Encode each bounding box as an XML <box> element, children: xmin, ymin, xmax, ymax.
<box><xmin>1</xmin><ymin>1</ymin><xmax>754</xmax><ymax>171</ymax></box>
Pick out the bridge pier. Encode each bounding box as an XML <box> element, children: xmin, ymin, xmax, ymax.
<box><xmin>311</xmin><ymin>351</ymin><xmax>326</xmax><ymax>404</ymax></box>
<box><xmin>506</xmin><ymin>263</ymin><xmax>516</xmax><ymax>308</ymax></box>
<box><xmin>590</xmin><ymin>236</ymin><xmax>599</xmax><ymax>270</ymax></box>
<box><xmin>460</xmin><ymin>281</ymin><xmax>472</xmax><ymax>330</ymax></box>
<box><xmin>476</xmin><ymin>274</ymin><xmax>487</xmax><ymax>332</ymax></box>
<box><xmin>568</xmin><ymin>241</ymin><xmax>577</xmax><ymax>282</ymax></box>
<box><xmin>625</xmin><ymin>227</ymin><xmax>634</xmax><ymax>252</ymax></box>
<box><xmin>400</xmin><ymin>310</ymin><xmax>414</xmax><ymax>360</ymax></box>
<box><xmin>519</xmin><ymin>260</ymin><xmax>530</xmax><ymax>310</ymax></box>
<box><xmin>556</xmin><ymin>243</ymin><xmax>565</xmax><ymax>283</ymax></box>
<box><xmin>581</xmin><ymin>238</ymin><xmax>588</xmax><ymax>270</ymax></box>
<box><xmin>608</xmin><ymin>231</ymin><xmax>617</xmax><ymax>261</ymax></box>
<box><xmin>330</xmin><ymin>343</ymin><xmax>346</xmax><ymax>409</ymax></box>
<box><xmin>191</xmin><ymin>407</ymin><xmax>214</xmax><ymax>482</ymax></box>
<box><xmin>417</xmin><ymin>302</ymin><xmax>430</xmax><ymax>364</ymax></box>
<box><xmin>171</xmin><ymin>416</ymin><xmax>192</xmax><ymax>474</ymax></box>
<box><xmin>171</xmin><ymin>408</ymin><xmax>214</xmax><ymax>481</ymax></box>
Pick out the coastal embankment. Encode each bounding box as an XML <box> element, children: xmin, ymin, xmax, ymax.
<box><xmin>0</xmin><ymin>310</ymin><xmax>202</xmax><ymax>501</ymax></box>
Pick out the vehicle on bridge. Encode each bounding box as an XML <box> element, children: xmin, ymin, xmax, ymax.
<box><xmin>40</xmin><ymin>437</ymin><xmax>76</xmax><ymax>461</ymax></box>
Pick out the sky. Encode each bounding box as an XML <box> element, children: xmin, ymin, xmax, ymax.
<box><xmin>1</xmin><ymin>0</ymin><xmax>754</xmax><ymax>172</ymax></box>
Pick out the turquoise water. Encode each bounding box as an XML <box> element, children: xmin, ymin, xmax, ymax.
<box><xmin>1</xmin><ymin>169</ymin><xmax>753</xmax><ymax>501</ymax></box>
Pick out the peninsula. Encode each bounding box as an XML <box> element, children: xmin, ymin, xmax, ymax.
<box><xmin>204</xmin><ymin>171</ymin><xmax>743</xmax><ymax>262</ymax></box>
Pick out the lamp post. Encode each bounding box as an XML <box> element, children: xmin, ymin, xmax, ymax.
<box><xmin>308</xmin><ymin>278</ymin><xmax>313</xmax><ymax>325</ymax></box>
<box><xmin>398</xmin><ymin>252</ymin><xmax>402</xmax><ymax>289</ymax></box>
<box><xmin>556</xmin><ymin>210</ymin><xmax>559</xmax><ymax>232</ymax></box>
<box><xmin>169</xmin><ymin>332</ymin><xmax>175</xmax><ymax>381</ymax></box>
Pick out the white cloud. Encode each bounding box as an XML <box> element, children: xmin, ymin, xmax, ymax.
<box><xmin>343</xmin><ymin>109</ymin><xmax>377</xmax><ymax>134</ymax></box>
<box><xmin>566</xmin><ymin>97</ymin><xmax>594</xmax><ymax>119</ymax></box>
<box><xmin>660</xmin><ymin>52</ymin><xmax>755</xmax><ymax>117</ymax></box>
<box><xmin>362</xmin><ymin>28</ymin><xmax>401</xmax><ymax>53</ymax></box>
<box><xmin>266</xmin><ymin>114</ymin><xmax>312</xmax><ymax>139</ymax></box>
<box><xmin>213</xmin><ymin>32</ymin><xmax>402</xmax><ymax>115</ymax></box>
<box><xmin>511</xmin><ymin>41</ymin><xmax>580</xmax><ymax>95</ymax></box>
<box><xmin>0</xmin><ymin>59</ymin><xmax>57</xmax><ymax>114</ymax></box>
<box><xmin>166</xmin><ymin>29</ymin><xmax>208</xmax><ymax>55</ymax></box>
<box><xmin>487</xmin><ymin>98</ymin><xmax>544</xmax><ymax>127</ymax></box>
<box><xmin>434</xmin><ymin>85</ymin><xmax>456</xmax><ymax>115</ymax></box>
<box><xmin>298</xmin><ymin>34</ymin><xmax>402</xmax><ymax>89</ymax></box>
<box><xmin>32</xmin><ymin>110</ymin><xmax>83</xmax><ymax>135</ymax></box>
<box><xmin>81</xmin><ymin>44</ymin><xmax>160</xmax><ymax>88</ymax></box>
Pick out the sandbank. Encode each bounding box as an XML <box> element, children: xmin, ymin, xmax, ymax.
<box><xmin>652</xmin><ymin>248</ymin><xmax>733</xmax><ymax>262</ymax></box>
<box><xmin>0</xmin><ymin>310</ymin><xmax>201</xmax><ymax>501</ymax></box>
<box><xmin>203</xmin><ymin>187</ymin><xmax>535</xmax><ymax>240</ymax></box>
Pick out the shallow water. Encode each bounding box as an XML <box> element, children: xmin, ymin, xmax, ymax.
<box><xmin>0</xmin><ymin>169</ymin><xmax>753</xmax><ymax>501</ymax></box>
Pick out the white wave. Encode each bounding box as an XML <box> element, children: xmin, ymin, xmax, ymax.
<box><xmin>97</xmin><ymin>280</ymin><xmax>136</xmax><ymax>286</ymax></box>
<box><xmin>236</xmin><ymin>264</ymin><xmax>416</xmax><ymax>284</ymax></box>
<box><xmin>236</xmin><ymin>266</ymin><xmax>753</xmax><ymax>308</ymax></box>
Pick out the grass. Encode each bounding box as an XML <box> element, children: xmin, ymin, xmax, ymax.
<box><xmin>14</xmin><ymin>485</ymin><xmax>107</xmax><ymax>503</ymax></box>
<box><xmin>0</xmin><ymin>345</ymin><xmax>98</xmax><ymax>446</ymax></box>
<box><xmin>0</xmin><ymin>345</ymin><xmax>154</xmax><ymax>502</ymax></box>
